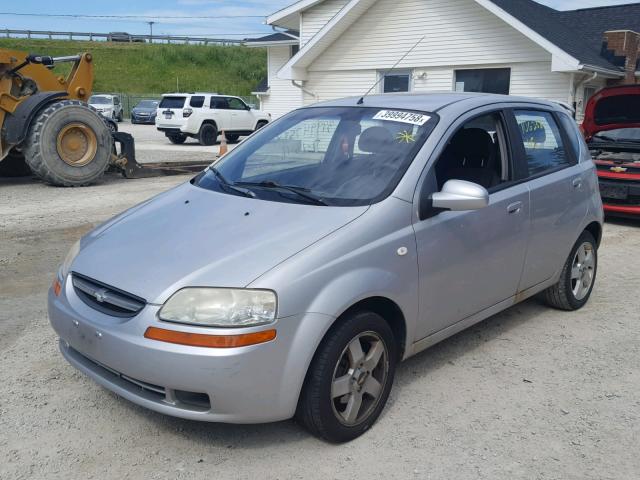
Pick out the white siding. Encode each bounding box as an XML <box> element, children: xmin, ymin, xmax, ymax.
<box><xmin>262</xmin><ymin>46</ymin><xmax>302</xmax><ymax>119</ymax></box>
<box><xmin>300</xmin><ymin>0</ymin><xmax>349</xmax><ymax>46</ymax></box>
<box><xmin>303</xmin><ymin>62</ymin><xmax>572</xmax><ymax>105</ymax></box>
<box><xmin>303</xmin><ymin>69</ymin><xmax>377</xmax><ymax>104</ymax></box>
<box><xmin>310</xmin><ymin>0</ymin><xmax>550</xmax><ymax>72</ymax></box>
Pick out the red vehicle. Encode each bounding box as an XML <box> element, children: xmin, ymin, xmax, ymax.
<box><xmin>582</xmin><ymin>85</ymin><xmax>640</xmax><ymax>218</ymax></box>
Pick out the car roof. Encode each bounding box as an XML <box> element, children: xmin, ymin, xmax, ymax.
<box><xmin>160</xmin><ymin>92</ymin><xmax>241</xmax><ymax>99</ymax></box>
<box><xmin>311</xmin><ymin>92</ymin><xmax>562</xmax><ymax>114</ymax></box>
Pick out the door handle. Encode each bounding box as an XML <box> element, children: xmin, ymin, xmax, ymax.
<box><xmin>572</xmin><ymin>178</ymin><xmax>582</xmax><ymax>189</ymax></box>
<box><xmin>507</xmin><ymin>201</ymin><xmax>523</xmax><ymax>214</ymax></box>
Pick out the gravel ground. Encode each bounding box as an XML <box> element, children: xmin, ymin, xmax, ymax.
<box><xmin>1</xmin><ymin>173</ymin><xmax>639</xmax><ymax>480</ymax></box>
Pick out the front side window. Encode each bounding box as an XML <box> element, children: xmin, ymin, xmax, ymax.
<box><xmin>227</xmin><ymin>98</ymin><xmax>247</xmax><ymax>110</ymax></box>
<box><xmin>455</xmin><ymin>68</ymin><xmax>510</xmax><ymax>95</ymax></box>
<box><xmin>195</xmin><ymin>107</ymin><xmax>437</xmax><ymax>206</ymax></box>
<box><xmin>434</xmin><ymin>112</ymin><xmax>509</xmax><ymax>191</ymax></box>
<box><xmin>514</xmin><ymin>110</ymin><xmax>571</xmax><ymax>177</ymax></box>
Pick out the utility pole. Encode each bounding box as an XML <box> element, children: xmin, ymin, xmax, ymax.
<box><xmin>148</xmin><ymin>21</ymin><xmax>155</xmax><ymax>43</ymax></box>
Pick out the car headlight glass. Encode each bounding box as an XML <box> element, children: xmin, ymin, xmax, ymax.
<box><xmin>59</xmin><ymin>239</ymin><xmax>81</xmax><ymax>279</ymax></box>
<box><xmin>158</xmin><ymin>288</ymin><xmax>277</xmax><ymax>327</ymax></box>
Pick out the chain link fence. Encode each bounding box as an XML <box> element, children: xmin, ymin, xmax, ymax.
<box><xmin>94</xmin><ymin>92</ymin><xmax>260</xmax><ymax>119</ymax></box>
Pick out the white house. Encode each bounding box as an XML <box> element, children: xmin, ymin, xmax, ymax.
<box><xmin>247</xmin><ymin>0</ymin><xmax>640</xmax><ymax>120</ymax></box>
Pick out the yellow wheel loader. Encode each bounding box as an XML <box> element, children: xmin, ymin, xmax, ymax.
<box><xmin>0</xmin><ymin>48</ymin><xmax>209</xmax><ymax>186</ymax></box>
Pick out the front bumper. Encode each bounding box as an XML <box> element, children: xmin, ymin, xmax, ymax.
<box><xmin>48</xmin><ymin>276</ymin><xmax>333</xmax><ymax>423</ymax></box>
<box><xmin>597</xmin><ymin>175</ymin><xmax>640</xmax><ymax>217</ymax></box>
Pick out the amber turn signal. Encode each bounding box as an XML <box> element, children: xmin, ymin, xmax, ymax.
<box><xmin>53</xmin><ymin>278</ymin><xmax>62</xmax><ymax>296</ymax></box>
<box><xmin>144</xmin><ymin>326</ymin><xmax>276</xmax><ymax>348</ymax></box>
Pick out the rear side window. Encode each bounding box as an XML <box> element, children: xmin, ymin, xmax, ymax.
<box><xmin>514</xmin><ymin>110</ymin><xmax>571</xmax><ymax>177</ymax></box>
<box><xmin>211</xmin><ymin>97</ymin><xmax>229</xmax><ymax>109</ymax></box>
<box><xmin>190</xmin><ymin>96</ymin><xmax>205</xmax><ymax>108</ymax></box>
<box><xmin>159</xmin><ymin>96</ymin><xmax>186</xmax><ymax>109</ymax></box>
<box><xmin>557</xmin><ymin>112</ymin><xmax>582</xmax><ymax>160</ymax></box>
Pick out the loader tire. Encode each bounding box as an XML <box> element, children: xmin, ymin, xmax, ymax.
<box><xmin>23</xmin><ymin>100</ymin><xmax>112</xmax><ymax>187</ymax></box>
<box><xmin>0</xmin><ymin>150</ymin><xmax>32</xmax><ymax>177</ymax></box>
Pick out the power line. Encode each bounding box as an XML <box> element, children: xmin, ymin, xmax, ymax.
<box><xmin>0</xmin><ymin>12</ymin><xmax>268</xmax><ymax>19</ymax></box>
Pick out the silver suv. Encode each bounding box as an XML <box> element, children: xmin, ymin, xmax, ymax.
<box><xmin>49</xmin><ymin>93</ymin><xmax>603</xmax><ymax>443</ymax></box>
<box><xmin>88</xmin><ymin>94</ymin><xmax>123</xmax><ymax>122</ymax></box>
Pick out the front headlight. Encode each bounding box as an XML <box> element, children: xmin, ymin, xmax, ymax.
<box><xmin>158</xmin><ymin>288</ymin><xmax>277</xmax><ymax>327</ymax></box>
<box><xmin>59</xmin><ymin>239</ymin><xmax>81</xmax><ymax>279</ymax></box>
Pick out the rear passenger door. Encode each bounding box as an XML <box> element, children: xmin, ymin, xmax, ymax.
<box><xmin>508</xmin><ymin>109</ymin><xmax>587</xmax><ymax>291</ymax></box>
<box><xmin>210</xmin><ymin>97</ymin><xmax>233</xmax><ymax>131</ymax></box>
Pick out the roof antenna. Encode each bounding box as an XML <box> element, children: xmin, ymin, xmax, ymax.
<box><xmin>357</xmin><ymin>35</ymin><xmax>426</xmax><ymax>105</ymax></box>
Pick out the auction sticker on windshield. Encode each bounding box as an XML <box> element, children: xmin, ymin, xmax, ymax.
<box><xmin>373</xmin><ymin>110</ymin><xmax>430</xmax><ymax>126</ymax></box>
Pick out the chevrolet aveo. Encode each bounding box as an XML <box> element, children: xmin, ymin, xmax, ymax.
<box><xmin>49</xmin><ymin>93</ymin><xmax>603</xmax><ymax>443</ymax></box>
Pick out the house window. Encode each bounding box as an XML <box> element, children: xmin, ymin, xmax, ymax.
<box><xmin>382</xmin><ymin>71</ymin><xmax>411</xmax><ymax>93</ymax></box>
<box><xmin>454</xmin><ymin>68</ymin><xmax>511</xmax><ymax>95</ymax></box>
<box><xmin>290</xmin><ymin>44</ymin><xmax>299</xmax><ymax>58</ymax></box>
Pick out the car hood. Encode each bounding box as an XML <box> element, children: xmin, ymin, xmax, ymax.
<box><xmin>72</xmin><ymin>182</ymin><xmax>368</xmax><ymax>304</ymax></box>
<box><xmin>132</xmin><ymin>108</ymin><xmax>156</xmax><ymax>114</ymax></box>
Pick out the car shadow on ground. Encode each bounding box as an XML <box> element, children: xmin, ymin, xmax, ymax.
<box><xmin>106</xmin><ymin>296</ymin><xmax>551</xmax><ymax>447</ymax></box>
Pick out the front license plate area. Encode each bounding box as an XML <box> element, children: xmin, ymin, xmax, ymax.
<box><xmin>600</xmin><ymin>184</ymin><xmax>628</xmax><ymax>200</ymax></box>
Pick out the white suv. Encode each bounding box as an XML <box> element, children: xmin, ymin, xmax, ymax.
<box><xmin>156</xmin><ymin>93</ymin><xmax>271</xmax><ymax>145</ymax></box>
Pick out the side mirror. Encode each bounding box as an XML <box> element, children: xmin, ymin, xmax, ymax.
<box><xmin>431</xmin><ymin>179</ymin><xmax>489</xmax><ymax>211</ymax></box>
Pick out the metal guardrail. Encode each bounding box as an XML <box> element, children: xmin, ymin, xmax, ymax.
<box><xmin>1</xmin><ymin>29</ymin><xmax>243</xmax><ymax>45</ymax></box>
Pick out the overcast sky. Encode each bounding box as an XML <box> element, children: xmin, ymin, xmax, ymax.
<box><xmin>1</xmin><ymin>0</ymin><xmax>636</xmax><ymax>39</ymax></box>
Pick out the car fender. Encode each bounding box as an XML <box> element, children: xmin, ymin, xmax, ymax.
<box><xmin>3</xmin><ymin>91</ymin><xmax>67</xmax><ymax>146</ymax></box>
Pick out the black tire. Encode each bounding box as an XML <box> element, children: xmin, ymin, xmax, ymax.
<box><xmin>23</xmin><ymin>100</ymin><xmax>112</xmax><ymax>187</ymax></box>
<box><xmin>117</xmin><ymin>110</ymin><xmax>123</xmax><ymax>122</ymax></box>
<box><xmin>255</xmin><ymin>120</ymin><xmax>268</xmax><ymax>131</ymax></box>
<box><xmin>0</xmin><ymin>150</ymin><xmax>32</xmax><ymax>177</ymax></box>
<box><xmin>296</xmin><ymin>311</ymin><xmax>397</xmax><ymax>443</ymax></box>
<box><xmin>541</xmin><ymin>231</ymin><xmax>598</xmax><ymax>311</ymax></box>
<box><xmin>225</xmin><ymin>133</ymin><xmax>240</xmax><ymax>143</ymax></box>
<box><xmin>198</xmin><ymin>123</ymin><xmax>218</xmax><ymax>146</ymax></box>
<box><xmin>166</xmin><ymin>133</ymin><xmax>187</xmax><ymax>144</ymax></box>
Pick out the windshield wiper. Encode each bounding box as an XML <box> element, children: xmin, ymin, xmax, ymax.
<box><xmin>236</xmin><ymin>180</ymin><xmax>327</xmax><ymax>205</ymax></box>
<box><xmin>209</xmin><ymin>167</ymin><xmax>255</xmax><ymax>198</ymax></box>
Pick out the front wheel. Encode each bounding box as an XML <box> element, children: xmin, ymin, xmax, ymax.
<box><xmin>541</xmin><ymin>231</ymin><xmax>598</xmax><ymax>310</ymax></box>
<box><xmin>23</xmin><ymin>100</ymin><xmax>112</xmax><ymax>186</ymax></box>
<box><xmin>296</xmin><ymin>311</ymin><xmax>397</xmax><ymax>443</ymax></box>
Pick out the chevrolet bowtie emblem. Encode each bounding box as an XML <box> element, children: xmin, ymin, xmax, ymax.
<box><xmin>610</xmin><ymin>166</ymin><xmax>628</xmax><ymax>173</ymax></box>
<box><xmin>94</xmin><ymin>288</ymin><xmax>109</xmax><ymax>303</ymax></box>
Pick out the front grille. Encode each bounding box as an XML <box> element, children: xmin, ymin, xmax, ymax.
<box><xmin>72</xmin><ymin>272</ymin><xmax>146</xmax><ymax>318</ymax></box>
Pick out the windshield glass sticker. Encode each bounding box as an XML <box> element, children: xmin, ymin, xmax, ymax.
<box><xmin>396</xmin><ymin>130</ymin><xmax>416</xmax><ymax>143</ymax></box>
<box><xmin>373</xmin><ymin>110</ymin><xmax>430</xmax><ymax>126</ymax></box>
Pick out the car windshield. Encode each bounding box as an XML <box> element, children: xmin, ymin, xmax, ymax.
<box><xmin>592</xmin><ymin>128</ymin><xmax>640</xmax><ymax>143</ymax></box>
<box><xmin>136</xmin><ymin>100</ymin><xmax>159</xmax><ymax>108</ymax></box>
<box><xmin>194</xmin><ymin>106</ymin><xmax>437</xmax><ymax>206</ymax></box>
<box><xmin>89</xmin><ymin>96</ymin><xmax>110</xmax><ymax>105</ymax></box>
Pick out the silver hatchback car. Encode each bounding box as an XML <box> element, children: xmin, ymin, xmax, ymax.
<box><xmin>49</xmin><ymin>93</ymin><xmax>603</xmax><ymax>442</ymax></box>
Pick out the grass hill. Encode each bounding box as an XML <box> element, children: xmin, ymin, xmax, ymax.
<box><xmin>0</xmin><ymin>38</ymin><xmax>266</xmax><ymax>96</ymax></box>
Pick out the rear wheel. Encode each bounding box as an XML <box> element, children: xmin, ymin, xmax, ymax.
<box><xmin>541</xmin><ymin>231</ymin><xmax>597</xmax><ymax>310</ymax></box>
<box><xmin>117</xmin><ymin>110</ymin><xmax>123</xmax><ymax>122</ymax></box>
<box><xmin>198</xmin><ymin>123</ymin><xmax>218</xmax><ymax>146</ymax></box>
<box><xmin>0</xmin><ymin>150</ymin><xmax>32</xmax><ymax>177</ymax></box>
<box><xmin>297</xmin><ymin>311</ymin><xmax>397</xmax><ymax>443</ymax></box>
<box><xmin>166</xmin><ymin>133</ymin><xmax>187</xmax><ymax>144</ymax></box>
<box><xmin>23</xmin><ymin>100</ymin><xmax>112</xmax><ymax>187</ymax></box>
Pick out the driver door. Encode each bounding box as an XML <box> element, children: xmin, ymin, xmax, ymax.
<box><xmin>412</xmin><ymin>109</ymin><xmax>530</xmax><ymax>340</ymax></box>
<box><xmin>227</xmin><ymin>97</ymin><xmax>253</xmax><ymax>130</ymax></box>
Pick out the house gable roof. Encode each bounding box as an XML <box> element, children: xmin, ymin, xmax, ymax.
<box><xmin>269</xmin><ymin>0</ymin><xmax>640</xmax><ymax>80</ymax></box>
